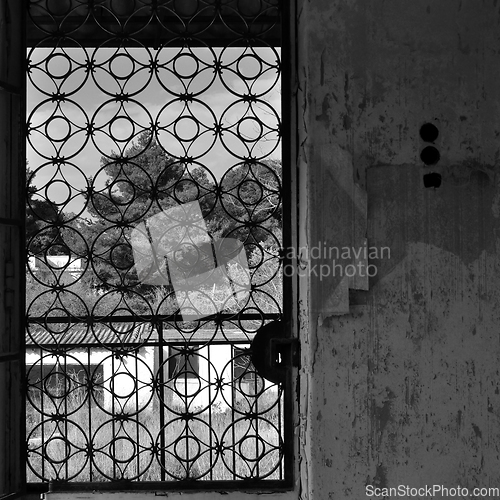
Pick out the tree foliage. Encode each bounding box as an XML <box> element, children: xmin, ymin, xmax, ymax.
<box><xmin>69</xmin><ymin>132</ymin><xmax>281</xmax><ymax>291</ymax></box>
<box><xmin>24</xmin><ymin>131</ymin><xmax>283</xmax><ymax>315</ymax></box>
<box><xmin>26</xmin><ymin>167</ymin><xmax>66</xmax><ymax>256</ymax></box>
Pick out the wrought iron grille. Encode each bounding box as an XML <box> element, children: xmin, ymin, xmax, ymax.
<box><xmin>26</xmin><ymin>0</ymin><xmax>288</xmax><ymax>490</ymax></box>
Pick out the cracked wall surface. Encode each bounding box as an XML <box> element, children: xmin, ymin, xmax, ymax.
<box><xmin>297</xmin><ymin>0</ymin><xmax>500</xmax><ymax>498</ymax></box>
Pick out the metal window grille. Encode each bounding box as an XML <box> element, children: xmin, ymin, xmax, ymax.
<box><xmin>25</xmin><ymin>0</ymin><xmax>291</xmax><ymax>491</ymax></box>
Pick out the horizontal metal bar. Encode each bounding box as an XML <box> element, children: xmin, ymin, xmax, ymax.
<box><xmin>27</xmin><ymin>313</ymin><xmax>281</xmax><ymax>324</ymax></box>
<box><xmin>25</xmin><ymin>339</ymin><xmax>254</xmax><ymax>349</ymax></box>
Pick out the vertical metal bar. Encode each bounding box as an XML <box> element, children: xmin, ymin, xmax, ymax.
<box><xmin>207</xmin><ymin>344</ymin><xmax>212</xmax><ymax>479</ymax></box>
<box><xmin>158</xmin><ymin>323</ymin><xmax>165</xmax><ymax>481</ymax></box>
<box><xmin>111</xmin><ymin>352</ymin><xmax>116</xmax><ymax>479</ymax></box>
<box><xmin>280</xmin><ymin>0</ymin><xmax>292</xmax><ymax>324</ymax></box>
<box><xmin>254</xmin><ymin>357</ymin><xmax>259</xmax><ymax>479</ymax></box>
<box><xmin>64</xmin><ymin>355</ymin><xmax>68</xmax><ymax>480</ymax></box>
<box><xmin>87</xmin><ymin>347</ymin><xmax>92</xmax><ymax>482</ymax></box>
<box><xmin>183</xmin><ymin>344</ymin><xmax>189</xmax><ymax>477</ymax></box>
<box><xmin>230</xmin><ymin>349</ymin><xmax>236</xmax><ymax>480</ymax></box>
<box><xmin>135</xmin><ymin>348</ymin><xmax>140</xmax><ymax>478</ymax></box>
<box><xmin>40</xmin><ymin>352</ymin><xmax>45</xmax><ymax>479</ymax></box>
<box><xmin>280</xmin><ymin>0</ymin><xmax>296</xmax><ymax>487</ymax></box>
<box><xmin>277</xmin><ymin>385</ymin><xmax>283</xmax><ymax>480</ymax></box>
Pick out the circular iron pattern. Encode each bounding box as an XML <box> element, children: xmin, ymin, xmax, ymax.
<box><xmin>27</xmin><ymin>0</ymin><xmax>284</xmax><ymax>485</ymax></box>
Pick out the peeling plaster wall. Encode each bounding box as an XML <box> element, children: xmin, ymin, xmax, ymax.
<box><xmin>298</xmin><ymin>0</ymin><xmax>500</xmax><ymax>498</ymax></box>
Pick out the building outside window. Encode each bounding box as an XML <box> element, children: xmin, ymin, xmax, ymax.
<box><xmin>168</xmin><ymin>345</ymin><xmax>200</xmax><ymax>379</ymax></box>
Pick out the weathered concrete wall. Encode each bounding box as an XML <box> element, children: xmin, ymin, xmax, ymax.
<box><xmin>298</xmin><ymin>0</ymin><xmax>500</xmax><ymax>498</ymax></box>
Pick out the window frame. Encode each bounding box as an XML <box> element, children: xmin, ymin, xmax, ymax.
<box><xmin>0</xmin><ymin>0</ymin><xmax>27</xmax><ymax>498</ymax></box>
<box><xmin>14</xmin><ymin>0</ymin><xmax>299</xmax><ymax>497</ymax></box>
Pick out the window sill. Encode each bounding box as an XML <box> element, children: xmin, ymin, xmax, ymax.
<box><xmin>42</xmin><ymin>491</ymin><xmax>297</xmax><ymax>500</ymax></box>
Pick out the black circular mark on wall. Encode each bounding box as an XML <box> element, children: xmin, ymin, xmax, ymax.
<box><xmin>419</xmin><ymin>123</ymin><xmax>439</xmax><ymax>142</ymax></box>
<box><xmin>423</xmin><ymin>173</ymin><xmax>442</xmax><ymax>188</ymax></box>
<box><xmin>420</xmin><ymin>146</ymin><xmax>440</xmax><ymax>165</ymax></box>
